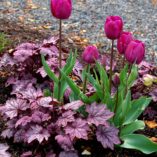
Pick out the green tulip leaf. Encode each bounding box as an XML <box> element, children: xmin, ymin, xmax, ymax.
<box><xmin>124</xmin><ymin>97</ymin><xmax>151</xmax><ymax>125</ymax></box>
<box><xmin>127</xmin><ymin>65</ymin><xmax>138</xmax><ymax>88</ymax></box>
<box><xmin>41</xmin><ymin>55</ymin><xmax>58</xmax><ymax>83</ymax></box>
<box><xmin>121</xmin><ymin>134</ymin><xmax>157</xmax><ymax>154</ymax></box>
<box><xmin>120</xmin><ymin>120</ymin><xmax>145</xmax><ymax>137</ymax></box>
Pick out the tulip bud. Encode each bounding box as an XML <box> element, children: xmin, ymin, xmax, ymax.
<box><xmin>125</xmin><ymin>40</ymin><xmax>145</xmax><ymax>64</ymax></box>
<box><xmin>82</xmin><ymin>46</ymin><xmax>99</xmax><ymax>64</ymax></box>
<box><xmin>50</xmin><ymin>0</ymin><xmax>72</xmax><ymax>20</ymax></box>
<box><xmin>104</xmin><ymin>16</ymin><xmax>123</xmax><ymax>40</ymax></box>
<box><xmin>113</xmin><ymin>73</ymin><xmax>120</xmax><ymax>87</ymax></box>
<box><xmin>117</xmin><ymin>32</ymin><xmax>133</xmax><ymax>54</ymax></box>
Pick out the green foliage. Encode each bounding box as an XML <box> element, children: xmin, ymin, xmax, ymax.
<box><xmin>121</xmin><ymin>134</ymin><xmax>157</xmax><ymax>154</ymax></box>
<box><xmin>0</xmin><ymin>32</ymin><xmax>11</xmax><ymax>53</ymax></box>
<box><xmin>41</xmin><ymin>50</ymin><xmax>77</xmax><ymax>101</ymax></box>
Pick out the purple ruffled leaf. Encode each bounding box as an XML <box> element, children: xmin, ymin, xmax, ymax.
<box><xmin>0</xmin><ymin>53</ymin><xmax>16</xmax><ymax>68</ymax></box>
<box><xmin>100</xmin><ymin>55</ymin><xmax>116</xmax><ymax>71</ymax></box>
<box><xmin>63</xmin><ymin>100</ymin><xmax>84</xmax><ymax>110</ymax></box>
<box><xmin>65</xmin><ymin>118</ymin><xmax>89</xmax><ymax>140</ymax></box>
<box><xmin>56</xmin><ymin>110</ymin><xmax>75</xmax><ymax>127</ymax></box>
<box><xmin>40</xmin><ymin>46</ymin><xmax>58</xmax><ymax>57</ymax></box>
<box><xmin>31</xmin><ymin>111</ymin><xmax>51</xmax><ymax>123</ymax></box>
<box><xmin>15</xmin><ymin>116</ymin><xmax>32</xmax><ymax>128</ymax></box>
<box><xmin>55</xmin><ymin>135</ymin><xmax>73</xmax><ymax>151</ymax></box>
<box><xmin>43</xmin><ymin>36</ymin><xmax>59</xmax><ymax>45</ymax></box>
<box><xmin>4</xmin><ymin>99</ymin><xmax>28</xmax><ymax>119</ymax></box>
<box><xmin>16</xmin><ymin>43</ymin><xmax>37</xmax><ymax>50</ymax></box>
<box><xmin>26</xmin><ymin>125</ymin><xmax>50</xmax><ymax>143</ymax></box>
<box><xmin>96</xmin><ymin>125</ymin><xmax>120</xmax><ymax>150</ymax></box>
<box><xmin>149</xmin><ymin>88</ymin><xmax>157</xmax><ymax>102</ymax></box>
<box><xmin>0</xmin><ymin>144</ymin><xmax>11</xmax><ymax>157</ymax></box>
<box><xmin>1</xmin><ymin>129</ymin><xmax>14</xmax><ymax>138</ymax></box>
<box><xmin>13</xmin><ymin>49</ymin><xmax>33</xmax><ymax>62</ymax></box>
<box><xmin>37</xmin><ymin>97</ymin><xmax>53</xmax><ymax>108</ymax></box>
<box><xmin>14</xmin><ymin>129</ymin><xmax>27</xmax><ymax>143</ymax></box>
<box><xmin>20</xmin><ymin>151</ymin><xmax>33</xmax><ymax>157</ymax></box>
<box><xmin>86</xmin><ymin>103</ymin><xmax>114</xmax><ymax>126</ymax></box>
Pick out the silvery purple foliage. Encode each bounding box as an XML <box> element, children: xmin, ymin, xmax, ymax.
<box><xmin>25</xmin><ymin>125</ymin><xmax>50</xmax><ymax>143</ymax></box>
<box><xmin>96</xmin><ymin>125</ymin><xmax>120</xmax><ymax>150</ymax></box>
<box><xmin>55</xmin><ymin>134</ymin><xmax>73</xmax><ymax>150</ymax></box>
<box><xmin>0</xmin><ymin>144</ymin><xmax>11</xmax><ymax>157</ymax></box>
<box><xmin>0</xmin><ymin>37</ymin><xmax>120</xmax><ymax>156</ymax></box>
<box><xmin>65</xmin><ymin>118</ymin><xmax>90</xmax><ymax>140</ymax></box>
<box><xmin>149</xmin><ymin>88</ymin><xmax>157</xmax><ymax>102</ymax></box>
<box><xmin>20</xmin><ymin>151</ymin><xmax>32</xmax><ymax>157</ymax></box>
<box><xmin>56</xmin><ymin>110</ymin><xmax>75</xmax><ymax>127</ymax></box>
<box><xmin>86</xmin><ymin>102</ymin><xmax>114</xmax><ymax>126</ymax></box>
<box><xmin>2</xmin><ymin>99</ymin><xmax>28</xmax><ymax>119</ymax></box>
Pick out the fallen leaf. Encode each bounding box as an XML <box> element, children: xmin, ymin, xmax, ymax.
<box><xmin>150</xmin><ymin>137</ymin><xmax>157</xmax><ymax>143</ymax></box>
<box><xmin>145</xmin><ymin>120</ymin><xmax>157</xmax><ymax>129</ymax></box>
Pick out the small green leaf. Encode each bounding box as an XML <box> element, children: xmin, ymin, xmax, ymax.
<box><xmin>119</xmin><ymin>64</ymin><xmax>128</xmax><ymax>87</ymax></box>
<box><xmin>60</xmin><ymin>70</ymin><xmax>90</xmax><ymax>103</ymax></box>
<box><xmin>62</xmin><ymin>50</ymin><xmax>77</xmax><ymax>77</ymax></box>
<box><xmin>41</xmin><ymin>55</ymin><xmax>58</xmax><ymax>83</ymax></box>
<box><xmin>121</xmin><ymin>134</ymin><xmax>157</xmax><ymax>154</ymax></box>
<box><xmin>127</xmin><ymin>65</ymin><xmax>138</xmax><ymax>87</ymax></box>
<box><xmin>43</xmin><ymin>89</ymin><xmax>52</xmax><ymax>97</ymax></box>
<box><xmin>124</xmin><ymin>97</ymin><xmax>151</xmax><ymax>125</ymax></box>
<box><xmin>120</xmin><ymin>120</ymin><xmax>145</xmax><ymax>137</ymax></box>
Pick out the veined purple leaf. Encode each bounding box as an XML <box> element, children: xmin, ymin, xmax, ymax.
<box><xmin>0</xmin><ymin>53</ymin><xmax>16</xmax><ymax>68</ymax></box>
<box><xmin>63</xmin><ymin>100</ymin><xmax>84</xmax><ymax>110</ymax></box>
<box><xmin>16</xmin><ymin>43</ymin><xmax>37</xmax><ymax>50</ymax></box>
<box><xmin>59</xmin><ymin>151</ymin><xmax>78</xmax><ymax>157</ymax></box>
<box><xmin>4</xmin><ymin>99</ymin><xmax>28</xmax><ymax>118</ymax></box>
<box><xmin>15</xmin><ymin>116</ymin><xmax>32</xmax><ymax>128</ymax></box>
<box><xmin>43</xmin><ymin>36</ymin><xmax>59</xmax><ymax>45</ymax></box>
<box><xmin>149</xmin><ymin>88</ymin><xmax>157</xmax><ymax>102</ymax></box>
<box><xmin>100</xmin><ymin>55</ymin><xmax>116</xmax><ymax>71</ymax></box>
<box><xmin>20</xmin><ymin>151</ymin><xmax>33</xmax><ymax>157</ymax></box>
<box><xmin>1</xmin><ymin>129</ymin><xmax>14</xmax><ymax>138</ymax></box>
<box><xmin>37</xmin><ymin>97</ymin><xmax>53</xmax><ymax>108</ymax></box>
<box><xmin>21</xmin><ymin>87</ymin><xmax>43</xmax><ymax>102</ymax></box>
<box><xmin>31</xmin><ymin>111</ymin><xmax>51</xmax><ymax>123</ymax></box>
<box><xmin>86</xmin><ymin>103</ymin><xmax>114</xmax><ymax>126</ymax></box>
<box><xmin>40</xmin><ymin>46</ymin><xmax>58</xmax><ymax>57</ymax></box>
<box><xmin>96</xmin><ymin>125</ymin><xmax>120</xmax><ymax>150</ymax></box>
<box><xmin>14</xmin><ymin>49</ymin><xmax>33</xmax><ymax>62</ymax></box>
<box><xmin>138</xmin><ymin>61</ymin><xmax>155</xmax><ymax>76</ymax></box>
<box><xmin>0</xmin><ymin>144</ymin><xmax>11</xmax><ymax>157</ymax></box>
<box><xmin>26</xmin><ymin>125</ymin><xmax>50</xmax><ymax>143</ymax></box>
<box><xmin>56</xmin><ymin>110</ymin><xmax>75</xmax><ymax>127</ymax></box>
<box><xmin>65</xmin><ymin>118</ymin><xmax>89</xmax><ymax>140</ymax></box>
<box><xmin>14</xmin><ymin>129</ymin><xmax>26</xmax><ymax>143</ymax></box>
<box><xmin>73</xmin><ymin>60</ymin><xmax>83</xmax><ymax>79</ymax></box>
<box><xmin>55</xmin><ymin>135</ymin><xmax>73</xmax><ymax>151</ymax></box>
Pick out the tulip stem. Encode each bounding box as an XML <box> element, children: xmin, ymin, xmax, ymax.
<box><xmin>58</xmin><ymin>19</ymin><xmax>62</xmax><ymax>101</ymax></box>
<box><xmin>122</xmin><ymin>56</ymin><xmax>125</xmax><ymax>68</ymax></box>
<box><xmin>109</xmin><ymin>40</ymin><xmax>114</xmax><ymax>94</ymax></box>
<box><xmin>113</xmin><ymin>86</ymin><xmax>119</xmax><ymax>120</ymax></box>
<box><xmin>83</xmin><ymin>64</ymin><xmax>90</xmax><ymax>94</ymax></box>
